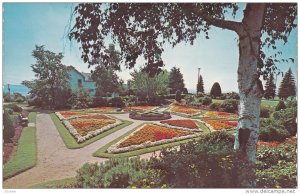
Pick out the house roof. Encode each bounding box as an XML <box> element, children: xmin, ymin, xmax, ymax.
<box><xmin>67</xmin><ymin>65</ymin><xmax>94</xmax><ymax>82</ymax></box>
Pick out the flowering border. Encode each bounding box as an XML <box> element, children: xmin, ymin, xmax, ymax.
<box><xmin>198</xmin><ymin>119</ymin><xmax>236</xmax><ymax>132</ymax></box>
<box><xmin>62</xmin><ymin>116</ymin><xmax>122</xmax><ymax>143</ymax></box>
<box><xmin>107</xmin><ymin>124</ymin><xmax>202</xmax><ymax>154</ymax></box>
<box><xmin>198</xmin><ymin>111</ymin><xmax>238</xmax><ymax>120</ymax></box>
<box><xmin>55</xmin><ymin>111</ymin><xmax>92</xmax><ymax>120</ymax></box>
<box><xmin>157</xmin><ymin>121</ymin><xmax>202</xmax><ymax>132</ymax></box>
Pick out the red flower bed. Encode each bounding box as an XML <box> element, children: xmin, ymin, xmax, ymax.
<box><xmin>170</xmin><ymin>105</ymin><xmax>200</xmax><ymax>115</ymax></box>
<box><xmin>202</xmin><ymin>119</ymin><xmax>237</xmax><ymax>130</ymax></box>
<box><xmin>160</xmin><ymin>119</ymin><xmax>198</xmax><ymax>129</ymax></box>
<box><xmin>59</xmin><ymin>111</ymin><xmax>87</xmax><ymax>119</ymax></box>
<box><xmin>118</xmin><ymin>124</ymin><xmax>193</xmax><ymax>148</ymax></box>
<box><xmin>69</xmin><ymin>119</ymin><xmax>116</xmax><ymax>136</ymax></box>
<box><xmin>257</xmin><ymin>141</ymin><xmax>281</xmax><ymax>147</ymax></box>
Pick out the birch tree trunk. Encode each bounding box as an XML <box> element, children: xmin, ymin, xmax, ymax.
<box><xmin>233</xmin><ymin>4</ymin><xmax>266</xmax><ymax>187</ymax></box>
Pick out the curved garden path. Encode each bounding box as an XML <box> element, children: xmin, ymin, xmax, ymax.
<box><xmin>3</xmin><ymin>112</ymin><xmax>186</xmax><ymax>188</ymax></box>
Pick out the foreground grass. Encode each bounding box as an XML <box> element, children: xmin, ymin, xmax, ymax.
<box><xmin>50</xmin><ymin>113</ymin><xmax>133</xmax><ymax>149</ymax></box>
<box><xmin>93</xmin><ymin>121</ymin><xmax>210</xmax><ymax>158</ymax></box>
<box><xmin>28</xmin><ymin>112</ymin><xmax>37</xmax><ymax>123</ymax></box>
<box><xmin>3</xmin><ymin>127</ymin><xmax>37</xmax><ymax>180</ymax></box>
<box><xmin>29</xmin><ymin>177</ymin><xmax>76</xmax><ymax>188</ymax></box>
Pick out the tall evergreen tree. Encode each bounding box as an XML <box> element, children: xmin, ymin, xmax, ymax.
<box><xmin>278</xmin><ymin>68</ymin><xmax>296</xmax><ymax>100</ymax></box>
<box><xmin>197</xmin><ymin>75</ymin><xmax>204</xmax><ymax>93</ymax></box>
<box><xmin>168</xmin><ymin>67</ymin><xmax>185</xmax><ymax>94</ymax></box>
<box><xmin>264</xmin><ymin>73</ymin><xmax>276</xmax><ymax>99</ymax></box>
<box><xmin>210</xmin><ymin>82</ymin><xmax>222</xmax><ymax>98</ymax></box>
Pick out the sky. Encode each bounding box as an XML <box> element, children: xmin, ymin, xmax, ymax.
<box><xmin>2</xmin><ymin>3</ymin><xmax>298</xmax><ymax>93</ymax></box>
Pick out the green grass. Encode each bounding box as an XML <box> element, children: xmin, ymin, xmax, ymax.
<box><xmin>3</xmin><ymin>127</ymin><xmax>37</xmax><ymax>180</ymax></box>
<box><xmin>93</xmin><ymin>122</ymin><xmax>210</xmax><ymax>158</ymax></box>
<box><xmin>29</xmin><ymin>177</ymin><xmax>76</xmax><ymax>188</ymax></box>
<box><xmin>261</xmin><ymin>100</ymin><xmax>279</xmax><ymax>107</ymax></box>
<box><xmin>28</xmin><ymin>112</ymin><xmax>37</xmax><ymax>123</ymax></box>
<box><xmin>50</xmin><ymin>113</ymin><xmax>133</xmax><ymax>149</ymax></box>
<box><xmin>212</xmin><ymin>99</ymin><xmax>224</xmax><ymax>104</ymax></box>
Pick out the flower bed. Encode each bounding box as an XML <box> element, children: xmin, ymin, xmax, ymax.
<box><xmin>123</xmin><ymin>106</ymin><xmax>158</xmax><ymax>112</ymax></box>
<box><xmin>56</xmin><ymin>111</ymin><xmax>89</xmax><ymax>120</ymax></box>
<box><xmin>78</xmin><ymin>114</ymin><xmax>111</xmax><ymax>120</ymax></box>
<box><xmin>89</xmin><ymin>107</ymin><xmax>116</xmax><ymax>112</ymax></box>
<box><xmin>200</xmin><ymin>111</ymin><xmax>238</xmax><ymax>119</ymax></box>
<box><xmin>160</xmin><ymin>119</ymin><xmax>198</xmax><ymax>129</ymax></box>
<box><xmin>62</xmin><ymin>116</ymin><xmax>122</xmax><ymax>143</ymax></box>
<box><xmin>107</xmin><ymin>124</ymin><xmax>201</xmax><ymax>154</ymax></box>
<box><xmin>257</xmin><ymin>141</ymin><xmax>281</xmax><ymax>147</ymax></box>
<box><xmin>169</xmin><ymin>105</ymin><xmax>202</xmax><ymax>117</ymax></box>
<box><xmin>200</xmin><ymin>119</ymin><xmax>237</xmax><ymax>131</ymax></box>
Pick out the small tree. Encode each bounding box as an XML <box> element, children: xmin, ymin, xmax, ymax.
<box><xmin>278</xmin><ymin>68</ymin><xmax>296</xmax><ymax>100</ymax></box>
<box><xmin>175</xmin><ymin>90</ymin><xmax>182</xmax><ymax>102</ymax></box>
<box><xmin>197</xmin><ymin>75</ymin><xmax>204</xmax><ymax>94</ymax></box>
<box><xmin>275</xmin><ymin>100</ymin><xmax>286</xmax><ymax>111</ymax></box>
<box><xmin>264</xmin><ymin>73</ymin><xmax>276</xmax><ymax>100</ymax></box>
<box><xmin>210</xmin><ymin>82</ymin><xmax>222</xmax><ymax>98</ymax></box>
<box><xmin>3</xmin><ymin>110</ymin><xmax>15</xmax><ymax>143</ymax></box>
<box><xmin>169</xmin><ymin>67</ymin><xmax>185</xmax><ymax>94</ymax></box>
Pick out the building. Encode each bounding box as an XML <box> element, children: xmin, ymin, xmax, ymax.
<box><xmin>67</xmin><ymin>66</ymin><xmax>96</xmax><ymax>96</ymax></box>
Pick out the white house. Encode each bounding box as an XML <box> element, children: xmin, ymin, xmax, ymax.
<box><xmin>67</xmin><ymin>66</ymin><xmax>96</xmax><ymax>96</ymax></box>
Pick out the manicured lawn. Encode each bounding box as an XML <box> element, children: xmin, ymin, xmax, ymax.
<box><xmin>28</xmin><ymin>112</ymin><xmax>37</xmax><ymax>123</ymax></box>
<box><xmin>3</xmin><ymin>127</ymin><xmax>37</xmax><ymax>180</ymax></box>
<box><xmin>212</xmin><ymin>99</ymin><xmax>224</xmax><ymax>104</ymax></box>
<box><xmin>261</xmin><ymin>100</ymin><xmax>279</xmax><ymax>107</ymax></box>
<box><xmin>29</xmin><ymin>177</ymin><xmax>76</xmax><ymax>188</ymax></box>
<box><xmin>93</xmin><ymin>122</ymin><xmax>209</xmax><ymax>158</ymax></box>
<box><xmin>50</xmin><ymin>113</ymin><xmax>133</xmax><ymax>149</ymax></box>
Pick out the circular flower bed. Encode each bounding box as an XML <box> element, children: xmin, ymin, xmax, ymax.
<box><xmin>129</xmin><ymin>111</ymin><xmax>171</xmax><ymax>121</ymax></box>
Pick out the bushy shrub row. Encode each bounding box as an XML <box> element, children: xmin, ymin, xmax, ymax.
<box><xmin>4</xmin><ymin>103</ymin><xmax>23</xmax><ymax>113</ymax></box>
<box><xmin>3</xmin><ymin>109</ymin><xmax>15</xmax><ymax>143</ymax></box>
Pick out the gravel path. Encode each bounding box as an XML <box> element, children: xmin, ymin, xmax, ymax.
<box><xmin>3</xmin><ymin>112</ymin><xmax>187</xmax><ymax>188</ymax></box>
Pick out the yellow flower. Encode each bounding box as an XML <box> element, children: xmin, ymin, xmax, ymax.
<box><xmin>131</xmin><ymin>186</ymin><xmax>137</xmax><ymax>189</ymax></box>
<box><xmin>275</xmin><ymin>185</ymin><xmax>281</xmax><ymax>188</ymax></box>
<box><xmin>142</xmin><ymin>179</ymin><xmax>147</xmax><ymax>182</ymax></box>
<box><xmin>150</xmin><ymin>182</ymin><xmax>155</xmax><ymax>185</ymax></box>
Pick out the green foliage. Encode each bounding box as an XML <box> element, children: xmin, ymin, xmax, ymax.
<box><xmin>256</xmin><ymin>144</ymin><xmax>297</xmax><ymax>188</ymax></box>
<box><xmin>3</xmin><ymin>109</ymin><xmax>15</xmax><ymax>143</ymax></box>
<box><xmin>264</xmin><ymin>73</ymin><xmax>276</xmax><ymax>99</ymax></box>
<box><xmin>260</xmin><ymin>106</ymin><xmax>271</xmax><ymax>118</ymax></box>
<box><xmin>130</xmin><ymin>68</ymin><xmax>169</xmax><ymax>103</ymax></box>
<box><xmin>4</xmin><ymin>103</ymin><xmax>23</xmax><ymax>113</ymax></box>
<box><xmin>175</xmin><ymin>90</ymin><xmax>182</xmax><ymax>102</ymax></box>
<box><xmin>224</xmin><ymin>92</ymin><xmax>240</xmax><ymax>100</ymax></box>
<box><xmin>92</xmin><ymin>65</ymin><xmax>122</xmax><ymax>97</ymax></box>
<box><xmin>197</xmin><ymin>75</ymin><xmax>204</xmax><ymax>94</ymax></box>
<box><xmin>275</xmin><ymin>100</ymin><xmax>286</xmax><ymax>111</ymax></box>
<box><xmin>221</xmin><ymin>99</ymin><xmax>238</xmax><ymax>113</ymax></box>
<box><xmin>201</xmin><ymin>96</ymin><xmax>212</xmax><ymax>105</ymax></box>
<box><xmin>169</xmin><ymin>67</ymin><xmax>185</xmax><ymax>94</ymax></box>
<box><xmin>210</xmin><ymin>82</ymin><xmax>222</xmax><ymax>98</ymax></box>
<box><xmin>3</xmin><ymin>92</ymin><xmax>12</xmax><ymax>102</ymax></box>
<box><xmin>3</xmin><ymin>127</ymin><xmax>37</xmax><ymax>179</ymax></box>
<box><xmin>272</xmin><ymin>107</ymin><xmax>297</xmax><ymax>136</ymax></box>
<box><xmin>278</xmin><ymin>68</ymin><xmax>296</xmax><ymax>100</ymax></box>
<box><xmin>22</xmin><ymin>45</ymin><xmax>71</xmax><ymax>109</ymax></box>
<box><xmin>75</xmin><ymin>158</ymin><xmax>148</xmax><ymax>188</ymax></box>
<box><xmin>90</xmin><ymin>97</ymin><xmax>108</xmax><ymax>107</ymax></box>
<box><xmin>209</xmin><ymin>102</ymin><xmax>222</xmax><ymax>110</ymax></box>
<box><xmin>70</xmin><ymin>88</ymin><xmax>91</xmax><ymax>109</ymax></box>
<box><xmin>259</xmin><ymin>119</ymin><xmax>290</xmax><ymax>142</ymax></box>
<box><xmin>148</xmin><ymin>132</ymin><xmax>243</xmax><ymax>188</ymax></box>
<box><xmin>109</xmin><ymin>97</ymin><xmax>125</xmax><ymax>108</ymax></box>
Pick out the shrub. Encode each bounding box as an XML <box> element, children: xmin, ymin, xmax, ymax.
<box><xmin>15</xmin><ymin>96</ymin><xmax>25</xmax><ymax>103</ymax></box>
<box><xmin>109</xmin><ymin>97</ymin><xmax>125</xmax><ymax>108</ymax></box>
<box><xmin>148</xmin><ymin>132</ymin><xmax>244</xmax><ymax>188</ymax></box>
<box><xmin>90</xmin><ymin>97</ymin><xmax>108</xmax><ymax>108</ymax></box>
<box><xmin>259</xmin><ymin>119</ymin><xmax>290</xmax><ymax>142</ymax></box>
<box><xmin>3</xmin><ymin>110</ymin><xmax>15</xmax><ymax>143</ymax></box>
<box><xmin>3</xmin><ymin>92</ymin><xmax>12</xmax><ymax>102</ymax></box>
<box><xmin>221</xmin><ymin>99</ymin><xmax>239</xmax><ymax>113</ymax></box>
<box><xmin>272</xmin><ymin>107</ymin><xmax>297</xmax><ymax>136</ymax></box>
<box><xmin>75</xmin><ymin>158</ymin><xmax>148</xmax><ymax>188</ymax></box>
<box><xmin>256</xmin><ymin>144</ymin><xmax>297</xmax><ymax>188</ymax></box>
<box><xmin>184</xmin><ymin>95</ymin><xmax>194</xmax><ymax>105</ymax></box>
<box><xmin>224</xmin><ymin>92</ymin><xmax>240</xmax><ymax>100</ymax></box>
<box><xmin>260</xmin><ymin>106</ymin><xmax>271</xmax><ymax>118</ymax></box>
<box><xmin>4</xmin><ymin>103</ymin><xmax>23</xmax><ymax>113</ymax></box>
<box><xmin>275</xmin><ymin>100</ymin><xmax>286</xmax><ymax>111</ymax></box>
<box><xmin>5</xmin><ymin>108</ymin><xmax>13</xmax><ymax>115</ymax></box>
<box><xmin>196</xmin><ymin>92</ymin><xmax>205</xmax><ymax>97</ymax></box>
<box><xmin>201</xmin><ymin>96</ymin><xmax>212</xmax><ymax>105</ymax></box>
<box><xmin>285</xmin><ymin>99</ymin><xmax>297</xmax><ymax>108</ymax></box>
<box><xmin>210</xmin><ymin>82</ymin><xmax>222</xmax><ymax>98</ymax></box>
<box><xmin>175</xmin><ymin>90</ymin><xmax>182</xmax><ymax>102</ymax></box>
<box><xmin>70</xmin><ymin>88</ymin><xmax>91</xmax><ymax>109</ymax></box>
<box><xmin>209</xmin><ymin>102</ymin><xmax>222</xmax><ymax>110</ymax></box>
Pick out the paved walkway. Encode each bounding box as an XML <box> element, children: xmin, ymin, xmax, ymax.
<box><xmin>3</xmin><ymin>112</ymin><xmax>186</xmax><ymax>188</ymax></box>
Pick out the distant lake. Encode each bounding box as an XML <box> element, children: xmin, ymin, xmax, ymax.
<box><xmin>3</xmin><ymin>84</ymin><xmax>30</xmax><ymax>96</ymax></box>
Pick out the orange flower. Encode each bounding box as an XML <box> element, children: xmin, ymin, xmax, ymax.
<box><xmin>59</xmin><ymin>111</ymin><xmax>87</xmax><ymax>119</ymax></box>
<box><xmin>203</xmin><ymin>111</ymin><xmax>238</xmax><ymax>118</ymax></box>
<box><xmin>70</xmin><ymin>119</ymin><xmax>116</xmax><ymax>136</ymax></box>
<box><xmin>170</xmin><ymin>105</ymin><xmax>200</xmax><ymax>115</ymax></box>
<box><xmin>91</xmin><ymin>107</ymin><xmax>115</xmax><ymax>111</ymax></box>
<box><xmin>118</xmin><ymin>124</ymin><xmax>193</xmax><ymax>148</ymax></box>
<box><xmin>160</xmin><ymin>119</ymin><xmax>198</xmax><ymax>129</ymax></box>
<box><xmin>202</xmin><ymin>119</ymin><xmax>237</xmax><ymax>130</ymax></box>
